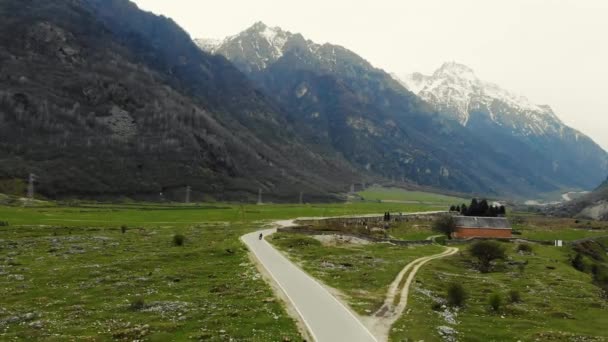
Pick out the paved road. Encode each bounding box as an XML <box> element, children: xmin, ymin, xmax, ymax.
<box><xmin>242</xmin><ymin>228</ymin><xmax>378</xmax><ymax>342</ymax></box>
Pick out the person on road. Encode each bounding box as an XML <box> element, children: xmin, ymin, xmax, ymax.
<box><xmin>259</xmin><ymin>233</ymin><xmax>263</xmax><ymax>240</ymax></box>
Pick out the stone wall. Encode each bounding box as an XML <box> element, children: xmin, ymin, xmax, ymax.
<box><xmin>294</xmin><ymin>211</ymin><xmax>447</xmax><ymax>227</ymax></box>
<box><xmin>276</xmin><ymin>227</ymin><xmax>433</xmax><ymax>246</ymax></box>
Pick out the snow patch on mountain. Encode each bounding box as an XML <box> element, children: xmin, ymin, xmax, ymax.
<box><xmin>260</xmin><ymin>25</ymin><xmax>288</xmax><ymax>59</ymax></box>
<box><xmin>394</xmin><ymin>62</ymin><xmax>563</xmax><ymax>135</ymax></box>
<box><xmin>194</xmin><ymin>38</ymin><xmax>222</xmax><ymax>53</ymax></box>
<box><xmin>194</xmin><ymin>22</ymin><xmax>373</xmax><ymax>75</ymax></box>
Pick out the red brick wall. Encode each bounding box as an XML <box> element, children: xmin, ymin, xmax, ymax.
<box><xmin>453</xmin><ymin>227</ymin><xmax>512</xmax><ymax>239</ymax></box>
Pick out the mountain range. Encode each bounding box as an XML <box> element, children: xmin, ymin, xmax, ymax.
<box><xmin>0</xmin><ymin>0</ymin><xmax>357</xmax><ymax>202</ymax></box>
<box><xmin>197</xmin><ymin>22</ymin><xmax>608</xmax><ymax>197</ymax></box>
<box><xmin>394</xmin><ymin>63</ymin><xmax>607</xmax><ymax>191</ymax></box>
<box><xmin>0</xmin><ymin>0</ymin><xmax>606</xmax><ymax>201</ymax></box>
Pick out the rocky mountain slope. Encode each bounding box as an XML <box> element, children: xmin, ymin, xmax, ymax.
<box><xmin>0</xmin><ymin>0</ymin><xmax>359</xmax><ymax>201</ymax></box>
<box><xmin>395</xmin><ymin>63</ymin><xmax>608</xmax><ymax>191</ymax></box>
<box><xmin>197</xmin><ymin>23</ymin><xmax>608</xmax><ymax>197</ymax></box>
<box><xmin>556</xmin><ymin>177</ymin><xmax>608</xmax><ymax>220</ymax></box>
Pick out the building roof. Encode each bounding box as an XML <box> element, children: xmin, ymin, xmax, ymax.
<box><xmin>454</xmin><ymin>216</ymin><xmax>512</xmax><ymax>229</ymax></box>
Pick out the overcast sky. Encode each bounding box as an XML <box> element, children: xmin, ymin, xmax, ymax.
<box><xmin>132</xmin><ymin>0</ymin><xmax>608</xmax><ymax>151</ymax></box>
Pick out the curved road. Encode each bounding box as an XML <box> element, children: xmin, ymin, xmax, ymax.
<box><xmin>242</xmin><ymin>228</ymin><xmax>378</xmax><ymax>342</ymax></box>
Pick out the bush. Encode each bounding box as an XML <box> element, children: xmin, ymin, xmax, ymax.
<box><xmin>0</xmin><ymin>221</ymin><xmax>9</xmax><ymax>226</ymax></box>
<box><xmin>447</xmin><ymin>283</ymin><xmax>467</xmax><ymax>307</ymax></box>
<box><xmin>130</xmin><ymin>298</ymin><xmax>145</xmax><ymax>311</ymax></box>
<box><xmin>517</xmin><ymin>244</ymin><xmax>533</xmax><ymax>253</ymax></box>
<box><xmin>434</xmin><ymin>236</ymin><xmax>447</xmax><ymax>246</ymax></box>
<box><xmin>489</xmin><ymin>293</ymin><xmax>503</xmax><ymax>312</ymax></box>
<box><xmin>571</xmin><ymin>253</ymin><xmax>588</xmax><ymax>272</ymax></box>
<box><xmin>173</xmin><ymin>234</ymin><xmax>185</xmax><ymax>246</ymax></box>
<box><xmin>574</xmin><ymin>241</ymin><xmax>607</xmax><ymax>262</ymax></box>
<box><xmin>433</xmin><ymin>215</ymin><xmax>457</xmax><ymax>239</ymax></box>
<box><xmin>470</xmin><ymin>240</ymin><xmax>507</xmax><ymax>273</ymax></box>
<box><xmin>508</xmin><ymin>290</ymin><xmax>521</xmax><ymax>303</ymax></box>
<box><xmin>517</xmin><ymin>263</ymin><xmax>526</xmax><ymax>274</ymax></box>
<box><xmin>431</xmin><ymin>302</ymin><xmax>442</xmax><ymax>311</ymax></box>
<box><xmin>121</xmin><ymin>225</ymin><xmax>127</xmax><ymax>234</ymax></box>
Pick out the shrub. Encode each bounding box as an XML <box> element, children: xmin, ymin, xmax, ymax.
<box><xmin>517</xmin><ymin>263</ymin><xmax>526</xmax><ymax>274</ymax></box>
<box><xmin>121</xmin><ymin>225</ymin><xmax>127</xmax><ymax>234</ymax></box>
<box><xmin>470</xmin><ymin>240</ymin><xmax>507</xmax><ymax>273</ymax></box>
<box><xmin>173</xmin><ymin>234</ymin><xmax>185</xmax><ymax>246</ymax></box>
<box><xmin>433</xmin><ymin>215</ymin><xmax>457</xmax><ymax>239</ymax></box>
<box><xmin>431</xmin><ymin>302</ymin><xmax>442</xmax><ymax>311</ymax></box>
<box><xmin>0</xmin><ymin>221</ymin><xmax>9</xmax><ymax>226</ymax></box>
<box><xmin>447</xmin><ymin>283</ymin><xmax>467</xmax><ymax>307</ymax></box>
<box><xmin>517</xmin><ymin>243</ymin><xmax>533</xmax><ymax>253</ymax></box>
<box><xmin>489</xmin><ymin>293</ymin><xmax>502</xmax><ymax>312</ymax></box>
<box><xmin>434</xmin><ymin>236</ymin><xmax>447</xmax><ymax>246</ymax></box>
<box><xmin>571</xmin><ymin>253</ymin><xmax>588</xmax><ymax>272</ymax></box>
<box><xmin>508</xmin><ymin>290</ymin><xmax>521</xmax><ymax>303</ymax></box>
<box><xmin>574</xmin><ymin>241</ymin><xmax>607</xmax><ymax>262</ymax></box>
<box><xmin>130</xmin><ymin>298</ymin><xmax>145</xmax><ymax>311</ymax></box>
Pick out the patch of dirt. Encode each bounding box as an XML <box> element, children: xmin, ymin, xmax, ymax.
<box><xmin>313</xmin><ymin>234</ymin><xmax>371</xmax><ymax>246</ymax></box>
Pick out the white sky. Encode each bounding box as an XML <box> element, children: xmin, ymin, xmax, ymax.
<box><xmin>131</xmin><ymin>0</ymin><xmax>608</xmax><ymax>151</ymax></box>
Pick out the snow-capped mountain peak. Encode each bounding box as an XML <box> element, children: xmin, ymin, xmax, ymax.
<box><xmin>394</xmin><ymin>62</ymin><xmax>562</xmax><ymax>134</ymax></box>
<box><xmin>433</xmin><ymin>61</ymin><xmax>477</xmax><ymax>82</ymax></box>
<box><xmin>193</xmin><ymin>38</ymin><xmax>222</xmax><ymax>53</ymax></box>
<box><xmin>195</xmin><ymin>22</ymin><xmax>295</xmax><ymax>72</ymax></box>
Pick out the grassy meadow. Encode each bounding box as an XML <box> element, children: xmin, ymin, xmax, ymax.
<box><xmin>1</xmin><ymin>186</ymin><xmax>607</xmax><ymax>341</ymax></box>
<box><xmin>0</xmin><ymin>199</ymin><xmax>439</xmax><ymax>340</ymax></box>
<box><xmin>269</xmin><ymin>232</ymin><xmax>444</xmax><ymax>315</ymax></box>
<box><xmin>357</xmin><ymin>187</ymin><xmax>466</xmax><ymax>205</ymax></box>
<box><xmin>512</xmin><ymin>214</ymin><xmax>608</xmax><ymax>242</ymax></box>
<box><xmin>390</xmin><ymin>242</ymin><xmax>608</xmax><ymax>341</ymax></box>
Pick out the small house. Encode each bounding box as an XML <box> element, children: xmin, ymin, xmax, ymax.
<box><xmin>453</xmin><ymin>216</ymin><xmax>512</xmax><ymax>239</ymax></box>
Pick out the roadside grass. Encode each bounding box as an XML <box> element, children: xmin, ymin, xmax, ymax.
<box><xmin>0</xmin><ymin>200</ymin><xmax>442</xmax><ymax>339</ymax></box>
<box><xmin>390</xmin><ymin>242</ymin><xmax>608</xmax><ymax>341</ymax></box>
<box><xmin>511</xmin><ymin>214</ymin><xmax>608</xmax><ymax>241</ymax></box>
<box><xmin>269</xmin><ymin>232</ymin><xmax>444</xmax><ymax>315</ymax></box>
<box><xmin>0</xmin><ymin>223</ymin><xmax>302</xmax><ymax>340</ymax></box>
<box><xmin>357</xmin><ymin>187</ymin><xmax>465</xmax><ymax>205</ymax></box>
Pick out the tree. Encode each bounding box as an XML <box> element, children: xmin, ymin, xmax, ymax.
<box><xmin>449</xmin><ymin>205</ymin><xmax>456</xmax><ymax>212</ymax></box>
<box><xmin>470</xmin><ymin>240</ymin><xmax>507</xmax><ymax>272</ymax></box>
<box><xmin>499</xmin><ymin>205</ymin><xmax>506</xmax><ymax>216</ymax></box>
<box><xmin>460</xmin><ymin>204</ymin><xmax>468</xmax><ymax>215</ymax></box>
<box><xmin>469</xmin><ymin>198</ymin><xmax>479</xmax><ymax>216</ymax></box>
<box><xmin>479</xmin><ymin>199</ymin><xmax>490</xmax><ymax>216</ymax></box>
<box><xmin>433</xmin><ymin>215</ymin><xmax>457</xmax><ymax>239</ymax></box>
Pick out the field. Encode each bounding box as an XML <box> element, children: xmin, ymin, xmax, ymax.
<box><xmin>0</xmin><ymin>201</ymin><xmax>442</xmax><ymax>228</ymax></box>
<box><xmin>0</xmin><ymin>199</ymin><xmax>439</xmax><ymax>340</ymax></box>
<box><xmin>269</xmin><ymin>233</ymin><xmax>444</xmax><ymax>314</ymax></box>
<box><xmin>387</xmin><ymin>220</ymin><xmax>437</xmax><ymax>241</ymax></box>
<box><xmin>269</xmin><ymin>213</ymin><xmax>608</xmax><ymax>341</ymax></box>
<box><xmin>357</xmin><ymin>187</ymin><xmax>465</xmax><ymax>206</ymax></box>
<box><xmin>2</xmin><ymin>194</ymin><xmax>607</xmax><ymax>341</ymax></box>
<box><xmin>512</xmin><ymin>214</ymin><xmax>608</xmax><ymax>241</ymax></box>
<box><xmin>390</xmin><ymin>243</ymin><xmax>608</xmax><ymax>341</ymax></box>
